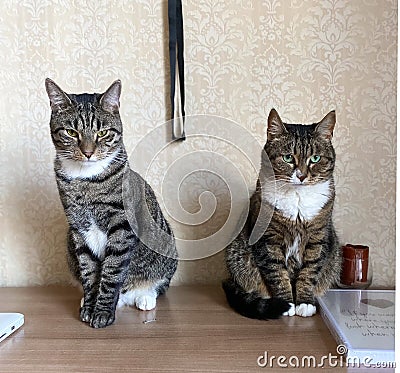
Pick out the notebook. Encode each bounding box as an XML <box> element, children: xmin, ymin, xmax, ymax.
<box><xmin>0</xmin><ymin>313</ymin><xmax>24</xmax><ymax>343</ymax></box>
<box><xmin>318</xmin><ymin>289</ymin><xmax>395</xmax><ymax>366</ymax></box>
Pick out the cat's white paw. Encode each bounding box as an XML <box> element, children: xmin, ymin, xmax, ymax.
<box><xmin>135</xmin><ymin>295</ymin><xmax>156</xmax><ymax>311</ymax></box>
<box><xmin>80</xmin><ymin>297</ymin><xmax>84</xmax><ymax>307</ymax></box>
<box><xmin>283</xmin><ymin>302</ymin><xmax>296</xmax><ymax>316</ymax></box>
<box><xmin>295</xmin><ymin>303</ymin><xmax>316</xmax><ymax>317</ymax></box>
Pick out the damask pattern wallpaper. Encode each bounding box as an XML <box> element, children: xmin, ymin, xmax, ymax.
<box><xmin>0</xmin><ymin>0</ymin><xmax>396</xmax><ymax>287</ymax></box>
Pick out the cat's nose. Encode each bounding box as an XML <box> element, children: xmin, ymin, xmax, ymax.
<box><xmin>296</xmin><ymin>170</ymin><xmax>307</xmax><ymax>182</ymax></box>
<box><xmin>83</xmin><ymin>151</ymin><xmax>94</xmax><ymax>159</ymax></box>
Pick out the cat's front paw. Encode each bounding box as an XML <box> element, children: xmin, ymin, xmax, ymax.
<box><xmin>295</xmin><ymin>303</ymin><xmax>316</xmax><ymax>317</ymax></box>
<box><xmin>80</xmin><ymin>305</ymin><xmax>94</xmax><ymax>323</ymax></box>
<box><xmin>90</xmin><ymin>310</ymin><xmax>115</xmax><ymax>328</ymax></box>
<box><xmin>282</xmin><ymin>302</ymin><xmax>295</xmax><ymax>316</ymax></box>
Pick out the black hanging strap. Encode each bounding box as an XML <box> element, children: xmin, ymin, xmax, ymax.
<box><xmin>168</xmin><ymin>0</ymin><xmax>186</xmax><ymax>141</ymax></box>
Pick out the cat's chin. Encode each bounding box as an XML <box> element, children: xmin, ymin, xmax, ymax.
<box><xmin>60</xmin><ymin>156</ymin><xmax>115</xmax><ymax>179</ymax></box>
<box><xmin>80</xmin><ymin>159</ymin><xmax>98</xmax><ymax>165</ymax></box>
<box><xmin>284</xmin><ymin>180</ymin><xmax>309</xmax><ymax>187</ymax></box>
<box><xmin>289</xmin><ymin>180</ymin><xmax>323</xmax><ymax>187</ymax></box>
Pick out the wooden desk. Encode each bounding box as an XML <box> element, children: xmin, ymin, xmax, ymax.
<box><xmin>0</xmin><ymin>286</ymin><xmax>387</xmax><ymax>372</ymax></box>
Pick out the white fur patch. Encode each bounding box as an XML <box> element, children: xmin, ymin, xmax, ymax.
<box><xmin>135</xmin><ymin>294</ymin><xmax>157</xmax><ymax>311</ymax></box>
<box><xmin>60</xmin><ymin>150</ymin><xmax>118</xmax><ymax>179</ymax></box>
<box><xmin>82</xmin><ymin>221</ymin><xmax>107</xmax><ymax>260</ymax></box>
<box><xmin>117</xmin><ymin>285</ymin><xmax>159</xmax><ymax>311</ymax></box>
<box><xmin>283</xmin><ymin>302</ymin><xmax>295</xmax><ymax>316</ymax></box>
<box><xmin>286</xmin><ymin>235</ymin><xmax>300</xmax><ymax>265</ymax></box>
<box><xmin>263</xmin><ymin>178</ymin><xmax>332</xmax><ymax>221</ymax></box>
<box><xmin>295</xmin><ymin>303</ymin><xmax>317</xmax><ymax>317</ymax></box>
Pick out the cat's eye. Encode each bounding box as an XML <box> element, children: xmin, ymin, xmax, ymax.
<box><xmin>97</xmin><ymin>130</ymin><xmax>109</xmax><ymax>138</ymax></box>
<box><xmin>282</xmin><ymin>154</ymin><xmax>294</xmax><ymax>163</ymax></box>
<box><xmin>66</xmin><ymin>129</ymin><xmax>78</xmax><ymax>138</ymax></box>
<box><xmin>310</xmin><ymin>155</ymin><xmax>321</xmax><ymax>163</ymax></box>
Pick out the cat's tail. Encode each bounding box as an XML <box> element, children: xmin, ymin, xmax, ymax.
<box><xmin>222</xmin><ymin>278</ymin><xmax>290</xmax><ymax>320</ymax></box>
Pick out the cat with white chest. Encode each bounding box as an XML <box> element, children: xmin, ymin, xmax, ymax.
<box><xmin>45</xmin><ymin>79</ymin><xmax>177</xmax><ymax>328</ymax></box>
<box><xmin>224</xmin><ymin>109</ymin><xmax>341</xmax><ymax>319</ymax></box>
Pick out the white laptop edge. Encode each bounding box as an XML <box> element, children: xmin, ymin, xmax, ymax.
<box><xmin>0</xmin><ymin>313</ymin><xmax>24</xmax><ymax>343</ymax></box>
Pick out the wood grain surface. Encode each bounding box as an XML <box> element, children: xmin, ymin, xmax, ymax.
<box><xmin>0</xmin><ymin>286</ymin><xmax>389</xmax><ymax>372</ymax></box>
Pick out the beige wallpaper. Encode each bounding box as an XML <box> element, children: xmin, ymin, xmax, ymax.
<box><xmin>0</xmin><ymin>0</ymin><xmax>396</xmax><ymax>287</ymax></box>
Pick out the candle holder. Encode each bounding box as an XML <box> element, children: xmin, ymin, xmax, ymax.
<box><xmin>337</xmin><ymin>244</ymin><xmax>373</xmax><ymax>289</ymax></box>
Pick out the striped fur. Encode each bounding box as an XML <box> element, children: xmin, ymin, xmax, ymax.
<box><xmin>224</xmin><ymin>109</ymin><xmax>341</xmax><ymax>319</ymax></box>
<box><xmin>46</xmin><ymin>79</ymin><xmax>177</xmax><ymax>328</ymax></box>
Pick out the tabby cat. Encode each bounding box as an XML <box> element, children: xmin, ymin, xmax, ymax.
<box><xmin>45</xmin><ymin>78</ymin><xmax>177</xmax><ymax>328</ymax></box>
<box><xmin>223</xmin><ymin>108</ymin><xmax>341</xmax><ymax>319</ymax></box>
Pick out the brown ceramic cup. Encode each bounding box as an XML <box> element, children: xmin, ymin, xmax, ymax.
<box><xmin>340</xmin><ymin>244</ymin><xmax>369</xmax><ymax>286</ymax></box>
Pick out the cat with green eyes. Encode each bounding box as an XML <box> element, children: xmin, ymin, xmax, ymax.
<box><xmin>45</xmin><ymin>79</ymin><xmax>177</xmax><ymax>328</ymax></box>
<box><xmin>223</xmin><ymin>108</ymin><xmax>341</xmax><ymax>319</ymax></box>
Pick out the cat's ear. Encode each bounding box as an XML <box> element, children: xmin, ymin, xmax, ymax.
<box><xmin>316</xmin><ymin>110</ymin><xmax>336</xmax><ymax>139</ymax></box>
<box><xmin>100</xmin><ymin>80</ymin><xmax>121</xmax><ymax>114</ymax></box>
<box><xmin>267</xmin><ymin>108</ymin><xmax>287</xmax><ymax>141</ymax></box>
<box><xmin>45</xmin><ymin>78</ymin><xmax>72</xmax><ymax>112</ymax></box>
